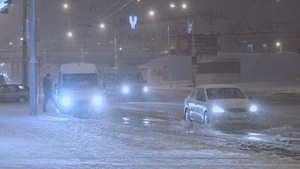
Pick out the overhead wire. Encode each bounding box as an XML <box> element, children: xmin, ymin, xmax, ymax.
<box><xmin>97</xmin><ymin>0</ymin><xmax>134</xmax><ymax>22</ymax></box>
<box><xmin>93</xmin><ymin>0</ymin><xmax>123</xmax><ymax>20</ymax></box>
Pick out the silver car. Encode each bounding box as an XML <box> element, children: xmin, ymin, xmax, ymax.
<box><xmin>184</xmin><ymin>84</ymin><xmax>258</xmax><ymax>125</ymax></box>
<box><xmin>0</xmin><ymin>84</ymin><xmax>29</xmax><ymax>103</ymax></box>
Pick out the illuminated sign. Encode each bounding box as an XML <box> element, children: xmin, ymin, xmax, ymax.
<box><xmin>0</xmin><ymin>0</ymin><xmax>19</xmax><ymax>13</ymax></box>
<box><xmin>129</xmin><ymin>15</ymin><xmax>137</xmax><ymax>29</ymax></box>
<box><xmin>188</xmin><ymin>22</ymin><xmax>193</xmax><ymax>34</ymax></box>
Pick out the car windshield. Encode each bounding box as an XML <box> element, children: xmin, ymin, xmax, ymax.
<box><xmin>62</xmin><ymin>73</ymin><xmax>98</xmax><ymax>89</ymax></box>
<box><xmin>206</xmin><ymin>88</ymin><xmax>246</xmax><ymax>100</ymax></box>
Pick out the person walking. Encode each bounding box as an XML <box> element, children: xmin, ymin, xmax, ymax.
<box><xmin>43</xmin><ymin>73</ymin><xmax>57</xmax><ymax>112</ymax></box>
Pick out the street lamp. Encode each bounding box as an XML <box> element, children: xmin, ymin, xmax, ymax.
<box><xmin>149</xmin><ymin>9</ymin><xmax>172</xmax><ymax>88</ymax></box>
<box><xmin>67</xmin><ymin>31</ymin><xmax>73</xmax><ymax>38</ymax></box>
<box><xmin>63</xmin><ymin>3</ymin><xmax>68</xmax><ymax>9</ymax></box>
<box><xmin>99</xmin><ymin>23</ymin><xmax>105</xmax><ymax>29</ymax></box>
<box><xmin>100</xmin><ymin>23</ymin><xmax>118</xmax><ymax>67</ymax></box>
<box><xmin>149</xmin><ymin>10</ymin><xmax>155</xmax><ymax>16</ymax></box>
<box><xmin>148</xmin><ymin>3</ymin><xmax>188</xmax><ymax>88</ymax></box>
<box><xmin>276</xmin><ymin>42</ymin><xmax>282</xmax><ymax>53</ymax></box>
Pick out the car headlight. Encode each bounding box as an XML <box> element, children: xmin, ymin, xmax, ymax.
<box><xmin>143</xmin><ymin>86</ymin><xmax>149</xmax><ymax>93</ymax></box>
<box><xmin>212</xmin><ymin>106</ymin><xmax>225</xmax><ymax>113</ymax></box>
<box><xmin>61</xmin><ymin>96</ymin><xmax>72</xmax><ymax>106</ymax></box>
<box><xmin>249</xmin><ymin>105</ymin><xmax>258</xmax><ymax>113</ymax></box>
<box><xmin>122</xmin><ymin>86</ymin><xmax>129</xmax><ymax>94</ymax></box>
<box><xmin>92</xmin><ymin>96</ymin><xmax>103</xmax><ymax>106</ymax></box>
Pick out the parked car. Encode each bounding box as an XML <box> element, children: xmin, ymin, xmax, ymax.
<box><xmin>0</xmin><ymin>84</ymin><xmax>29</xmax><ymax>103</ymax></box>
<box><xmin>184</xmin><ymin>84</ymin><xmax>258</xmax><ymax>126</ymax></box>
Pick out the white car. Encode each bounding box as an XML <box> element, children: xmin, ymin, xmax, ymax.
<box><xmin>184</xmin><ymin>84</ymin><xmax>258</xmax><ymax>125</ymax></box>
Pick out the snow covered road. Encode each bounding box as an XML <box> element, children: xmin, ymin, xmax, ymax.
<box><xmin>1</xmin><ymin>87</ymin><xmax>300</xmax><ymax>168</ymax></box>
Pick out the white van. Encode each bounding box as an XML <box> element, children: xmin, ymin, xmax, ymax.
<box><xmin>56</xmin><ymin>63</ymin><xmax>106</xmax><ymax>117</ymax></box>
<box><xmin>102</xmin><ymin>66</ymin><xmax>149</xmax><ymax>101</ymax></box>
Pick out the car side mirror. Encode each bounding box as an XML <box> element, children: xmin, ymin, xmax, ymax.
<box><xmin>248</xmin><ymin>96</ymin><xmax>253</xmax><ymax>100</ymax></box>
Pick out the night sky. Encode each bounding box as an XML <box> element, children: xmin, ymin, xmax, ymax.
<box><xmin>1</xmin><ymin>0</ymin><xmax>299</xmax><ymax>48</ymax></box>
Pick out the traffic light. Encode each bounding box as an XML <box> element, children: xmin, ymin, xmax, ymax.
<box><xmin>4</xmin><ymin>0</ymin><xmax>12</xmax><ymax>4</ymax></box>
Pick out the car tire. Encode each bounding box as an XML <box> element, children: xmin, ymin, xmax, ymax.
<box><xmin>204</xmin><ymin>111</ymin><xmax>210</xmax><ymax>124</ymax></box>
<box><xmin>185</xmin><ymin>108</ymin><xmax>191</xmax><ymax>122</ymax></box>
<box><xmin>18</xmin><ymin>97</ymin><xmax>26</xmax><ymax>103</ymax></box>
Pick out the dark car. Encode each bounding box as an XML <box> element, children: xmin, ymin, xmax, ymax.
<box><xmin>0</xmin><ymin>84</ymin><xmax>29</xmax><ymax>103</ymax></box>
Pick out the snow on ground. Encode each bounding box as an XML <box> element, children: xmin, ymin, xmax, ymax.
<box><xmin>1</xmin><ymin>104</ymin><xmax>299</xmax><ymax>168</ymax></box>
<box><xmin>1</xmin><ymin>82</ymin><xmax>300</xmax><ymax>168</ymax></box>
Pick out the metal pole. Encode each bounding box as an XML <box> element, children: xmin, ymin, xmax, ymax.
<box><xmin>80</xmin><ymin>45</ymin><xmax>83</xmax><ymax>62</ymax></box>
<box><xmin>22</xmin><ymin>0</ymin><xmax>27</xmax><ymax>85</ymax></box>
<box><xmin>114</xmin><ymin>33</ymin><xmax>118</xmax><ymax>67</ymax></box>
<box><xmin>168</xmin><ymin>20</ymin><xmax>172</xmax><ymax>89</ymax></box>
<box><xmin>29</xmin><ymin>0</ymin><xmax>38</xmax><ymax>116</ymax></box>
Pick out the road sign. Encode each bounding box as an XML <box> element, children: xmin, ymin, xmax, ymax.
<box><xmin>176</xmin><ymin>34</ymin><xmax>192</xmax><ymax>55</ymax></box>
<box><xmin>194</xmin><ymin>34</ymin><xmax>218</xmax><ymax>56</ymax></box>
<box><xmin>176</xmin><ymin>34</ymin><xmax>218</xmax><ymax>56</ymax></box>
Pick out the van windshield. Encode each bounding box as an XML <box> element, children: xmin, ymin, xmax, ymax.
<box><xmin>103</xmin><ymin>72</ymin><xmax>144</xmax><ymax>83</ymax></box>
<box><xmin>118</xmin><ymin>73</ymin><xmax>144</xmax><ymax>83</ymax></box>
<box><xmin>62</xmin><ymin>73</ymin><xmax>98</xmax><ymax>89</ymax></box>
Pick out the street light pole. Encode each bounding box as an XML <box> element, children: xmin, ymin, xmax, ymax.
<box><xmin>114</xmin><ymin>33</ymin><xmax>118</xmax><ymax>67</ymax></box>
<box><xmin>22</xmin><ymin>0</ymin><xmax>27</xmax><ymax>85</ymax></box>
<box><xmin>29</xmin><ymin>0</ymin><xmax>38</xmax><ymax>116</ymax></box>
<box><xmin>167</xmin><ymin>20</ymin><xmax>172</xmax><ymax>89</ymax></box>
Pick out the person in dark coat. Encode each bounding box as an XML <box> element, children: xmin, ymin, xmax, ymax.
<box><xmin>43</xmin><ymin>73</ymin><xmax>57</xmax><ymax>112</ymax></box>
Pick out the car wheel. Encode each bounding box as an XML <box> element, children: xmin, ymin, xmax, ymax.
<box><xmin>18</xmin><ymin>97</ymin><xmax>26</xmax><ymax>103</ymax></box>
<box><xmin>185</xmin><ymin>108</ymin><xmax>191</xmax><ymax>122</ymax></box>
<box><xmin>204</xmin><ymin>111</ymin><xmax>210</xmax><ymax>124</ymax></box>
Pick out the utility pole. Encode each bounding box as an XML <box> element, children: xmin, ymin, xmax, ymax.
<box><xmin>167</xmin><ymin>20</ymin><xmax>172</xmax><ymax>89</ymax></box>
<box><xmin>29</xmin><ymin>0</ymin><xmax>38</xmax><ymax>116</ymax></box>
<box><xmin>114</xmin><ymin>33</ymin><xmax>118</xmax><ymax>67</ymax></box>
<box><xmin>22</xmin><ymin>0</ymin><xmax>27</xmax><ymax>85</ymax></box>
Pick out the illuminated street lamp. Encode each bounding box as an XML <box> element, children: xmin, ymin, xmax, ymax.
<box><xmin>149</xmin><ymin>10</ymin><xmax>155</xmax><ymax>16</ymax></box>
<box><xmin>63</xmin><ymin>3</ymin><xmax>68</xmax><ymax>9</ymax></box>
<box><xmin>149</xmin><ymin>9</ymin><xmax>172</xmax><ymax>88</ymax></box>
<box><xmin>100</xmin><ymin>23</ymin><xmax>118</xmax><ymax>67</ymax></box>
<box><xmin>182</xmin><ymin>3</ymin><xmax>187</xmax><ymax>9</ymax></box>
<box><xmin>276</xmin><ymin>42</ymin><xmax>282</xmax><ymax>53</ymax></box>
<box><xmin>9</xmin><ymin>42</ymin><xmax>12</xmax><ymax>45</ymax></box>
<box><xmin>99</xmin><ymin>23</ymin><xmax>105</xmax><ymax>29</ymax></box>
<box><xmin>67</xmin><ymin>31</ymin><xmax>73</xmax><ymax>38</ymax></box>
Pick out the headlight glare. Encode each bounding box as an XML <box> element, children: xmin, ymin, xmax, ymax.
<box><xmin>212</xmin><ymin>106</ymin><xmax>225</xmax><ymax>113</ymax></box>
<box><xmin>93</xmin><ymin>96</ymin><xmax>103</xmax><ymax>106</ymax></box>
<box><xmin>249</xmin><ymin>105</ymin><xmax>258</xmax><ymax>112</ymax></box>
<box><xmin>143</xmin><ymin>86</ymin><xmax>149</xmax><ymax>93</ymax></box>
<box><xmin>61</xmin><ymin>96</ymin><xmax>71</xmax><ymax>106</ymax></box>
<box><xmin>122</xmin><ymin>86</ymin><xmax>129</xmax><ymax>94</ymax></box>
